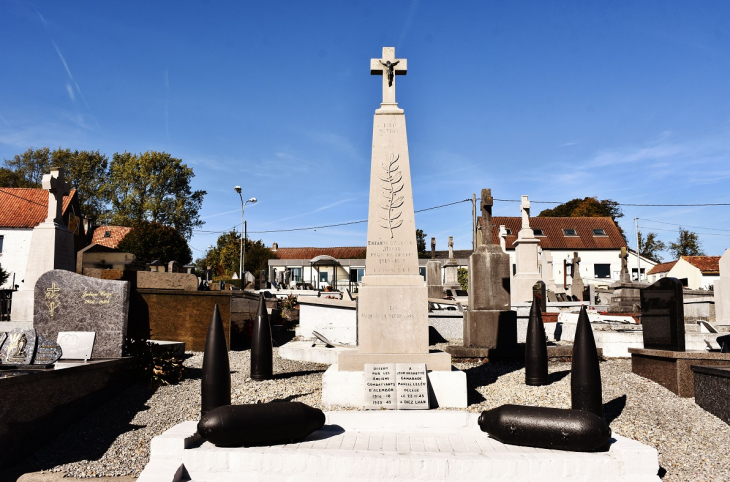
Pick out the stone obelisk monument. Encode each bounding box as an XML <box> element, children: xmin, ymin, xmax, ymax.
<box><xmin>338</xmin><ymin>47</ymin><xmax>450</xmax><ymax>371</ymax></box>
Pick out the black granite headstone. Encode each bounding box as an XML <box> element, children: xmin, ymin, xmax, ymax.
<box><xmin>34</xmin><ymin>270</ymin><xmax>130</xmax><ymax>358</ymax></box>
<box><xmin>640</xmin><ymin>277</ymin><xmax>685</xmax><ymax>351</ymax></box>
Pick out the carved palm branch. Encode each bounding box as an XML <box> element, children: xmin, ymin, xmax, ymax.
<box><xmin>378</xmin><ymin>154</ymin><xmax>404</xmax><ymax>238</ymax></box>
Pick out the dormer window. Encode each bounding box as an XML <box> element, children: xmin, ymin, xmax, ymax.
<box><xmin>104</xmin><ymin>231</ymin><xmax>112</xmax><ymax>238</ymax></box>
<box><xmin>562</xmin><ymin>228</ymin><xmax>578</xmax><ymax>236</ymax></box>
<box><xmin>592</xmin><ymin>229</ymin><xmax>607</xmax><ymax>236</ymax></box>
<box><xmin>533</xmin><ymin>229</ymin><xmax>545</xmax><ymax>236</ymax></box>
<box><xmin>504</xmin><ymin>228</ymin><xmax>512</xmax><ymax>235</ymax></box>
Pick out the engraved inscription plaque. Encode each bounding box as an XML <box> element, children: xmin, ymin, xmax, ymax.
<box><xmin>395</xmin><ymin>363</ymin><xmax>429</xmax><ymax>410</ymax></box>
<box><xmin>364</xmin><ymin>363</ymin><xmax>396</xmax><ymax>410</ymax></box>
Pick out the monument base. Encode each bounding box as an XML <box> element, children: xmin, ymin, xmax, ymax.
<box><xmin>445</xmin><ymin>344</ymin><xmax>523</xmax><ymax>360</ymax></box>
<box><xmin>139</xmin><ymin>413</ymin><xmax>661</xmax><ymax>482</ymax></box>
<box><xmin>337</xmin><ymin>349</ymin><xmax>452</xmax><ymax>371</ymax></box>
<box><xmin>629</xmin><ymin>347</ymin><xmax>730</xmax><ymax>397</ymax></box>
<box><xmin>321</xmin><ymin>364</ymin><xmax>467</xmax><ymax>408</ymax></box>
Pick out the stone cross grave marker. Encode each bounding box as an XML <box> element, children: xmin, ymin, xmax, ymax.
<box><xmin>619</xmin><ymin>247</ymin><xmax>630</xmax><ymax>283</ymax></box>
<box><xmin>482</xmin><ymin>189</ymin><xmax>494</xmax><ymax>245</ymax></box>
<box><xmin>430</xmin><ymin>237</ymin><xmax>436</xmax><ymax>259</ymax></box>
<box><xmin>448</xmin><ymin>236</ymin><xmax>454</xmax><ymax>259</ymax></box>
<box><xmin>641</xmin><ymin>277</ymin><xmax>685</xmax><ymax>351</ymax></box>
<box><xmin>520</xmin><ymin>195</ymin><xmax>530</xmax><ymax>230</ymax></box>
<box><xmin>42</xmin><ymin>167</ymin><xmax>71</xmax><ymax>225</ymax></box>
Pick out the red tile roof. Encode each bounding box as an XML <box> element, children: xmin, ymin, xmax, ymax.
<box><xmin>490</xmin><ymin>217</ymin><xmax>627</xmax><ymax>250</ymax></box>
<box><xmin>91</xmin><ymin>225</ymin><xmax>133</xmax><ymax>249</ymax></box>
<box><xmin>274</xmin><ymin>247</ymin><xmax>367</xmax><ymax>260</ymax></box>
<box><xmin>647</xmin><ymin>260</ymin><xmax>677</xmax><ymax>275</ymax></box>
<box><xmin>0</xmin><ymin>188</ymin><xmax>75</xmax><ymax>228</ymax></box>
<box><xmin>682</xmin><ymin>256</ymin><xmax>721</xmax><ymax>274</ymax></box>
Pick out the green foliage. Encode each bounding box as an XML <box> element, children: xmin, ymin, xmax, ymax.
<box><xmin>3</xmin><ymin>147</ymin><xmax>52</xmax><ymax>186</ymax></box>
<box><xmin>638</xmin><ymin>231</ymin><xmax>666</xmax><ymax>262</ymax></box>
<box><xmin>52</xmin><ymin>148</ymin><xmax>109</xmax><ymax>220</ymax></box>
<box><xmin>0</xmin><ymin>264</ymin><xmax>9</xmax><ymax>286</ymax></box>
<box><xmin>107</xmin><ymin>151</ymin><xmax>206</xmax><ymax>239</ymax></box>
<box><xmin>0</xmin><ymin>167</ymin><xmax>33</xmax><ymax>187</ymax></box>
<box><xmin>416</xmin><ymin>228</ymin><xmax>428</xmax><ymax>258</ymax></box>
<box><xmin>669</xmin><ymin>228</ymin><xmax>705</xmax><ymax>258</ymax></box>
<box><xmin>196</xmin><ymin>230</ymin><xmax>276</xmax><ymax>279</ymax></box>
<box><xmin>116</xmin><ymin>221</ymin><xmax>192</xmax><ymax>265</ymax></box>
<box><xmin>457</xmin><ymin>267</ymin><xmax>468</xmax><ymax>291</ymax></box>
<box><xmin>281</xmin><ymin>294</ymin><xmax>298</xmax><ymax>310</ymax></box>
<box><xmin>538</xmin><ymin>196</ymin><xmax>625</xmax><ymax>239</ymax></box>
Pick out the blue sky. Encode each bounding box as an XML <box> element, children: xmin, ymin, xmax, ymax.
<box><xmin>2</xmin><ymin>1</ymin><xmax>729</xmax><ymax>260</ymax></box>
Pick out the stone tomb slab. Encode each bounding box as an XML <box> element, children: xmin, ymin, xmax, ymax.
<box><xmin>691</xmin><ymin>365</ymin><xmax>730</xmax><ymax>425</ymax></box>
<box><xmin>364</xmin><ymin>363</ymin><xmax>397</xmax><ymax>409</ymax></box>
<box><xmin>395</xmin><ymin>363</ymin><xmax>429</xmax><ymax>409</ymax></box>
<box><xmin>139</xmin><ymin>412</ymin><xmax>661</xmax><ymax>482</ymax></box>
<box><xmin>34</xmin><ymin>270</ymin><xmax>129</xmax><ymax>358</ymax></box>
<box><xmin>57</xmin><ymin>331</ymin><xmax>96</xmax><ymax>360</ymax></box>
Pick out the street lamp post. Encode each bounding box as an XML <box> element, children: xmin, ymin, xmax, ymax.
<box><xmin>234</xmin><ymin>187</ymin><xmax>256</xmax><ymax>287</ymax></box>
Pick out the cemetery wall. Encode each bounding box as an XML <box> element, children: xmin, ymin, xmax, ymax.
<box><xmin>0</xmin><ymin>228</ymin><xmax>33</xmax><ymax>289</ymax></box>
<box><xmin>129</xmin><ymin>289</ymin><xmax>232</xmax><ymax>351</ymax></box>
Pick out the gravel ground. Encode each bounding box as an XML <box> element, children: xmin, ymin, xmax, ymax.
<box><xmin>12</xmin><ymin>346</ymin><xmax>730</xmax><ymax>481</ymax></box>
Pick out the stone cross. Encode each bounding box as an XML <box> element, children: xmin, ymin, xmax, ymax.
<box><xmin>572</xmin><ymin>252</ymin><xmax>582</xmax><ymax>277</ymax></box>
<box><xmin>481</xmin><ymin>188</ymin><xmax>494</xmax><ymax>245</ymax></box>
<box><xmin>448</xmin><ymin>236</ymin><xmax>454</xmax><ymax>259</ymax></box>
<box><xmin>430</xmin><ymin>237</ymin><xmax>436</xmax><ymax>259</ymax></box>
<box><xmin>619</xmin><ymin>246</ymin><xmax>630</xmax><ymax>282</ymax></box>
<box><xmin>520</xmin><ymin>195</ymin><xmax>530</xmax><ymax>230</ymax></box>
<box><xmin>41</xmin><ymin>167</ymin><xmax>71</xmax><ymax>226</ymax></box>
<box><xmin>370</xmin><ymin>47</ymin><xmax>407</xmax><ymax>106</ymax></box>
<box><xmin>499</xmin><ymin>225</ymin><xmax>508</xmax><ymax>252</ymax></box>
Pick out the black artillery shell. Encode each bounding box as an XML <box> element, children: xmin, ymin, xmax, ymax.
<box><xmin>197</xmin><ymin>402</ymin><xmax>326</xmax><ymax>447</ymax></box>
<box><xmin>251</xmin><ymin>293</ymin><xmax>273</xmax><ymax>380</ymax></box>
<box><xmin>525</xmin><ymin>296</ymin><xmax>549</xmax><ymax>386</ymax></box>
<box><xmin>201</xmin><ymin>304</ymin><xmax>231</xmax><ymax>418</ymax></box>
<box><xmin>571</xmin><ymin>305</ymin><xmax>603</xmax><ymax>418</ymax></box>
<box><xmin>478</xmin><ymin>404</ymin><xmax>611</xmax><ymax>452</ymax></box>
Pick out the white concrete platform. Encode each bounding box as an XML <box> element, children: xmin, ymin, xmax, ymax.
<box><xmin>322</xmin><ymin>364</ymin><xmax>467</xmax><ymax>409</ymax></box>
<box><xmin>279</xmin><ymin>340</ymin><xmax>350</xmax><ymax>365</ymax></box>
<box><xmin>139</xmin><ymin>411</ymin><xmax>660</xmax><ymax>482</ymax></box>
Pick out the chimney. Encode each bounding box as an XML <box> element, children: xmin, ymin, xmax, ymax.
<box><xmin>272</xmin><ymin>242</ymin><xmax>278</xmax><ymax>252</ymax></box>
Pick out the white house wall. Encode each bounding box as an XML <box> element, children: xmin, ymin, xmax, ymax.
<box><xmin>0</xmin><ymin>228</ymin><xmax>33</xmax><ymax>289</ymax></box>
<box><xmin>666</xmin><ymin>259</ymin><xmax>703</xmax><ymax>289</ymax></box>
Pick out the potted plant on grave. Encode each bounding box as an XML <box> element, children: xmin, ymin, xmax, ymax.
<box><xmin>280</xmin><ymin>294</ymin><xmax>299</xmax><ymax>322</ymax></box>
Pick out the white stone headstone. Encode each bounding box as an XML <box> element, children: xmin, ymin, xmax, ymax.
<box><xmin>511</xmin><ymin>195</ymin><xmax>541</xmax><ymax>303</ymax></box>
<box><xmin>57</xmin><ymin>331</ymin><xmax>96</xmax><ymax>360</ymax></box>
<box><xmin>395</xmin><ymin>363</ymin><xmax>429</xmax><ymax>409</ymax></box>
<box><xmin>364</xmin><ymin>363</ymin><xmax>396</xmax><ymax>410</ymax></box>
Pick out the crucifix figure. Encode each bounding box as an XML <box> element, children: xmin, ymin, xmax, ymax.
<box><xmin>370</xmin><ymin>47</ymin><xmax>407</xmax><ymax>108</ymax></box>
<box><xmin>481</xmin><ymin>188</ymin><xmax>494</xmax><ymax>245</ymax></box>
<box><xmin>41</xmin><ymin>167</ymin><xmax>71</xmax><ymax>226</ymax></box>
<box><xmin>520</xmin><ymin>195</ymin><xmax>530</xmax><ymax>230</ymax></box>
<box><xmin>430</xmin><ymin>237</ymin><xmax>436</xmax><ymax>259</ymax></box>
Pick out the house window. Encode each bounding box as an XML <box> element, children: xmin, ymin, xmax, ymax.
<box><xmin>419</xmin><ymin>267</ymin><xmax>426</xmax><ymax>280</ymax></box>
<box><xmin>104</xmin><ymin>231</ymin><xmax>112</xmax><ymax>238</ymax></box>
<box><xmin>562</xmin><ymin>228</ymin><xmax>578</xmax><ymax>236</ymax></box>
<box><xmin>291</xmin><ymin>267</ymin><xmax>302</xmax><ymax>282</ymax></box>
<box><xmin>592</xmin><ymin>229</ymin><xmax>607</xmax><ymax>236</ymax></box>
<box><xmin>0</xmin><ymin>235</ymin><xmax>3</xmax><ymax>253</ymax></box>
<box><xmin>349</xmin><ymin>268</ymin><xmax>364</xmax><ymax>282</ymax></box>
<box><xmin>513</xmin><ymin>264</ymin><xmax>516</xmax><ymax>275</ymax></box>
<box><xmin>631</xmin><ymin>268</ymin><xmax>646</xmax><ymax>281</ymax></box>
<box><xmin>319</xmin><ymin>271</ymin><xmax>328</xmax><ymax>283</ymax></box>
<box><xmin>504</xmin><ymin>228</ymin><xmax>512</xmax><ymax>235</ymax></box>
<box><xmin>533</xmin><ymin>229</ymin><xmax>545</xmax><ymax>236</ymax></box>
<box><xmin>594</xmin><ymin>264</ymin><xmax>611</xmax><ymax>278</ymax></box>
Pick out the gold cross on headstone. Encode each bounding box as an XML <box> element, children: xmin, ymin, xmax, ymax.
<box><xmin>371</xmin><ymin>47</ymin><xmax>407</xmax><ymax>112</ymax></box>
<box><xmin>46</xmin><ymin>283</ymin><xmax>60</xmax><ymax>296</ymax></box>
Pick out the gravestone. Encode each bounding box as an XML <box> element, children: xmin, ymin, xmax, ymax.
<box><xmin>57</xmin><ymin>331</ymin><xmax>96</xmax><ymax>360</ymax></box>
<box><xmin>426</xmin><ymin>237</ymin><xmax>443</xmax><ymax>298</ymax></box>
<box><xmin>511</xmin><ymin>195</ymin><xmax>541</xmax><ymax>304</ymax></box>
<box><xmin>498</xmin><ymin>225</ymin><xmax>508</xmax><ymax>252</ymax></box>
<box><xmin>619</xmin><ymin>247</ymin><xmax>631</xmax><ymax>283</ymax></box>
<box><xmin>364</xmin><ymin>363</ymin><xmax>397</xmax><ymax>410</ymax></box>
<box><xmin>168</xmin><ymin>260</ymin><xmax>182</xmax><ymax>273</ymax></box>
<box><xmin>260</xmin><ymin>269</ymin><xmax>268</xmax><ymax>289</ymax></box>
<box><xmin>533</xmin><ymin>281</ymin><xmax>547</xmax><ymax>313</ymax></box>
<box><xmin>540</xmin><ymin>248</ymin><xmax>556</xmax><ymax>292</ymax></box>
<box><xmin>570</xmin><ymin>252</ymin><xmax>585</xmax><ymax>300</ymax></box>
<box><xmin>443</xmin><ymin>236</ymin><xmax>461</xmax><ymax>290</ymax></box>
<box><xmin>640</xmin><ymin>277</ymin><xmax>685</xmax><ymax>351</ymax></box>
<box><xmin>446</xmin><ymin>189</ymin><xmax>518</xmax><ymax>358</ymax></box>
<box><xmin>34</xmin><ymin>270</ymin><xmax>130</xmax><ymax>358</ymax></box>
<box><xmin>715</xmin><ymin>249</ymin><xmax>730</xmax><ymax>326</ymax></box>
<box><xmin>11</xmin><ymin>167</ymin><xmax>76</xmax><ymax>322</ymax></box>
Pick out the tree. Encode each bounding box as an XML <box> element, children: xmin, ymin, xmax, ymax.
<box><xmin>538</xmin><ymin>196</ymin><xmax>625</xmax><ymax>239</ymax></box>
<box><xmin>416</xmin><ymin>229</ymin><xmax>428</xmax><ymax>258</ymax></box>
<box><xmin>106</xmin><ymin>151</ymin><xmax>206</xmax><ymax>239</ymax></box>
<box><xmin>52</xmin><ymin>148</ymin><xmax>109</xmax><ymax>220</ymax></box>
<box><xmin>116</xmin><ymin>221</ymin><xmax>192</xmax><ymax>265</ymax></box>
<box><xmin>0</xmin><ymin>167</ymin><xmax>33</xmax><ymax>187</ymax></box>
<box><xmin>668</xmin><ymin>228</ymin><xmax>705</xmax><ymax>258</ymax></box>
<box><xmin>3</xmin><ymin>147</ymin><xmax>52</xmax><ymax>187</ymax></box>
<box><xmin>637</xmin><ymin>231</ymin><xmax>666</xmax><ymax>262</ymax></box>
<box><xmin>0</xmin><ymin>264</ymin><xmax>9</xmax><ymax>287</ymax></box>
<box><xmin>196</xmin><ymin>230</ymin><xmax>276</xmax><ymax>278</ymax></box>
<box><xmin>457</xmin><ymin>267</ymin><xmax>468</xmax><ymax>291</ymax></box>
